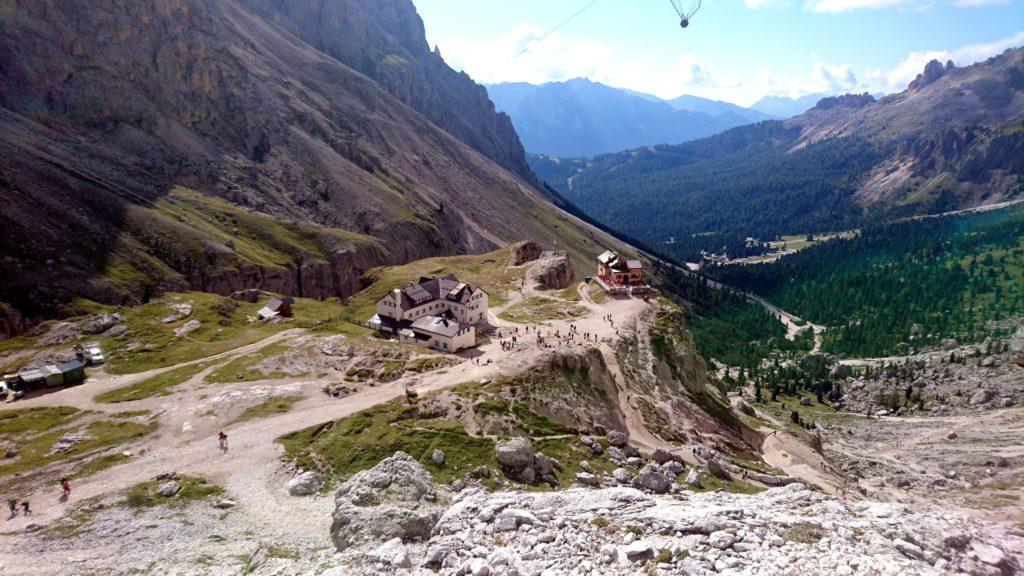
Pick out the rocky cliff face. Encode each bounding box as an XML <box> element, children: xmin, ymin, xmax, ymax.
<box><xmin>616</xmin><ymin>306</ymin><xmax>760</xmax><ymax>457</ymax></box>
<box><xmin>0</xmin><ymin>0</ymin><xmax>616</xmax><ymax>332</ymax></box>
<box><xmin>238</xmin><ymin>0</ymin><xmax>532</xmax><ymax>179</ymax></box>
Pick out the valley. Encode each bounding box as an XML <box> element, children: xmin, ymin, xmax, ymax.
<box><xmin>0</xmin><ymin>0</ymin><xmax>1021</xmax><ymax>575</ymax></box>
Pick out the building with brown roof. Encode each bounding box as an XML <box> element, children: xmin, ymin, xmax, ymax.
<box><xmin>369</xmin><ymin>275</ymin><xmax>487</xmax><ymax>352</ymax></box>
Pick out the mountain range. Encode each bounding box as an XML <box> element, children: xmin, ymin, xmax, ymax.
<box><xmin>749</xmin><ymin>94</ymin><xmax>827</xmax><ymax>119</ymax></box>
<box><xmin>530</xmin><ymin>49</ymin><xmax>1024</xmax><ymax>261</ymax></box>
<box><xmin>485</xmin><ymin>79</ymin><xmax>772</xmax><ymax>157</ymax></box>
<box><xmin>0</xmin><ymin>0</ymin><xmax>624</xmax><ymax>328</ymax></box>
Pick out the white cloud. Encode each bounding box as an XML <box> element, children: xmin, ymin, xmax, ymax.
<box><xmin>802</xmin><ymin>0</ymin><xmax>1012</xmax><ymax>12</ymax></box>
<box><xmin>804</xmin><ymin>0</ymin><xmax>924</xmax><ymax>13</ymax></box>
<box><xmin>758</xmin><ymin>56</ymin><xmax>864</xmax><ymax>98</ymax></box>
<box><xmin>438</xmin><ymin>27</ymin><xmax>737</xmax><ymax>100</ymax></box>
<box><xmin>950</xmin><ymin>0</ymin><xmax>1010</xmax><ymax>5</ymax></box>
<box><xmin>745</xmin><ymin>0</ymin><xmax>794</xmax><ymax>8</ymax></box>
<box><xmin>865</xmin><ymin>30</ymin><xmax>1024</xmax><ymax>93</ymax></box>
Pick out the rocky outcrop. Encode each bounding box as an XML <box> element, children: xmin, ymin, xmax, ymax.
<box><xmin>909</xmin><ymin>59</ymin><xmax>955</xmax><ymax>90</ymax></box>
<box><xmin>527</xmin><ymin>250</ymin><xmax>575</xmax><ymax>290</ymax></box>
<box><xmin>614</xmin><ymin>306</ymin><xmax>762</xmax><ymax>458</ymax></box>
<box><xmin>0</xmin><ymin>302</ymin><xmax>24</xmax><ymax>341</ymax></box>
<box><xmin>506</xmin><ymin>241</ymin><xmax>543</xmax><ymax>266</ymax></box>
<box><xmin>421</xmin><ymin>484</ymin><xmax>1023</xmax><ymax>575</ymax></box>
<box><xmin>331</xmin><ymin>452</ymin><xmax>442</xmax><ymax>551</ymax></box>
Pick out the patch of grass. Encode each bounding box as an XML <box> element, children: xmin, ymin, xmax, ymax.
<box><xmin>0</xmin><ymin>406</ymin><xmax>79</xmax><ymax>434</ymax></box>
<box><xmin>511</xmin><ymin>402</ymin><xmax>574</xmax><ymax>436</ymax></box>
<box><xmin>95</xmin><ymin>362</ymin><xmax>212</xmax><ymax>403</ymax></box>
<box><xmin>205</xmin><ymin>342</ymin><xmax>292</xmax><ymax>383</ymax></box>
<box><xmin>498</xmin><ymin>296</ymin><xmax>588</xmax><ymax>324</ymax></box>
<box><xmin>557</xmin><ymin>284</ymin><xmax>582</xmax><ymax>302</ymax></box>
<box><xmin>123</xmin><ymin>475</ymin><xmax>223</xmax><ymax>509</ymax></box>
<box><xmin>782</xmin><ymin>522</ymin><xmax>826</xmax><ymax>544</ymax></box>
<box><xmin>93</xmin><ymin>291</ymin><xmax>350</xmax><ymax>375</ymax></box>
<box><xmin>69</xmin><ymin>452</ymin><xmax>131</xmax><ymax>479</ymax></box>
<box><xmin>278</xmin><ymin>399</ymin><xmax>496</xmax><ymax>486</ymax></box>
<box><xmin>0</xmin><ymin>416</ymin><xmax>156</xmax><ymax>478</ymax></box>
<box><xmin>266</xmin><ymin>546</ymin><xmax>300</xmax><ymax>560</ymax></box>
<box><xmin>406</xmin><ymin>356</ymin><xmax>453</xmax><ymax>373</ymax></box>
<box><xmin>232</xmin><ymin>396</ymin><xmax>302</xmax><ymax>424</ymax></box>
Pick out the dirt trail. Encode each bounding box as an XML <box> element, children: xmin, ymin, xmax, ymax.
<box><xmin>761</xmin><ymin>430</ymin><xmax>843</xmax><ymax>495</ymax></box>
<box><xmin>2</xmin><ymin>281</ymin><xmax>661</xmax><ymax>534</ymax></box>
<box><xmin>0</xmin><ymin>329</ymin><xmax>305</xmax><ymax>414</ymax></box>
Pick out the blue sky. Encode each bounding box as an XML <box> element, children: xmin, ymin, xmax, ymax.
<box><xmin>414</xmin><ymin>0</ymin><xmax>1024</xmax><ymax>106</ymax></box>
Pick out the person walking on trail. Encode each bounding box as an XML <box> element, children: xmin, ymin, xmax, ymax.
<box><xmin>60</xmin><ymin>477</ymin><xmax>71</xmax><ymax>498</ymax></box>
<box><xmin>21</xmin><ymin>501</ymin><xmax>30</xmax><ymax>516</ymax></box>
<box><xmin>7</xmin><ymin>498</ymin><xmax>16</xmax><ymax>518</ymax></box>
<box><xmin>218</xmin><ymin>431</ymin><xmax>228</xmax><ymax>451</ymax></box>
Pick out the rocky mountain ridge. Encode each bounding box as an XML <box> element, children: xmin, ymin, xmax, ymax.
<box><xmin>0</xmin><ymin>0</ymin><xmax>619</xmax><ymax>329</ymax></box>
<box><xmin>530</xmin><ymin>47</ymin><xmax>1024</xmax><ymax>260</ymax></box>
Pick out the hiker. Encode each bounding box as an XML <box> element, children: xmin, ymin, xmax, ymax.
<box><xmin>7</xmin><ymin>498</ymin><xmax>16</xmax><ymax>518</ymax></box>
<box><xmin>21</xmin><ymin>501</ymin><xmax>30</xmax><ymax>516</ymax></box>
<box><xmin>61</xmin><ymin>477</ymin><xmax>71</xmax><ymax>498</ymax></box>
<box><xmin>218</xmin><ymin>431</ymin><xmax>228</xmax><ymax>451</ymax></box>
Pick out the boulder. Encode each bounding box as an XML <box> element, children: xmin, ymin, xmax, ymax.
<box><xmin>331</xmin><ymin>452</ymin><xmax>440</xmax><ymax>551</ymax></box>
<box><xmin>941</xmin><ymin>338</ymin><xmax>959</xmax><ymax>351</ymax></box>
<box><xmin>575</xmin><ymin>472</ymin><xmax>599</xmax><ymax>486</ymax></box>
<box><xmin>213</xmin><ymin>499</ymin><xmax>237</xmax><ymax>509</ymax></box>
<box><xmin>684</xmin><ymin>468</ymin><xmax>703</xmax><ymax>488</ymax></box>
<box><xmin>800</xmin><ymin>396</ymin><xmax>813</xmax><ymax>406</ymax></box>
<box><xmin>174</xmin><ymin>319</ymin><xmax>202</xmax><ymax>338</ymax></box>
<box><xmin>706</xmin><ymin>459</ymin><xmax>731</xmax><ymax>480</ymax></box>
<box><xmin>422</xmin><ymin>536</ymin><xmax>463</xmax><ymax>568</ymax></box>
<box><xmin>971</xmin><ymin>542</ymin><xmax>1008</xmax><ymax>570</ymax></box>
<box><xmin>369</xmin><ymin>537</ymin><xmax>412</xmax><ymax>569</ymax></box>
<box><xmin>157</xmin><ymin>480</ymin><xmax>181</xmax><ymax>497</ymax></box>
<box><xmin>606</xmin><ymin>430</ymin><xmax>629</xmax><ymax>446</ymax></box>
<box><xmin>979</xmin><ymin>356</ymin><xmax>998</xmax><ymax>368</ymax></box>
<box><xmin>612</xmin><ymin>468</ymin><xmax>633</xmax><ymax>484</ymax></box>
<box><xmin>622</xmin><ymin>541</ymin><xmax>654</xmax><ymax>562</ymax></box>
<box><xmin>970</xmin><ymin>390</ymin><xmax>993</xmax><ymax>406</ymax></box>
<box><xmin>635</xmin><ymin>469</ymin><xmax>671</xmax><ymax>494</ymax></box>
<box><xmin>527</xmin><ymin>250</ymin><xmax>575</xmax><ymax>290</ymax></box>
<box><xmin>652</xmin><ymin>448</ymin><xmax>679</xmax><ymax>463</ymax></box>
<box><xmin>431</xmin><ymin>449</ymin><xmax>445</xmax><ymax>465</ymax></box>
<box><xmin>894</xmin><ymin>539</ymin><xmax>925</xmax><ymax>560</ymax></box>
<box><xmin>534</xmin><ymin>453</ymin><xmax>557</xmax><ymax>476</ymax></box>
<box><xmin>495</xmin><ymin>438</ymin><xmax>533</xmax><ymax>470</ymax></box>
<box><xmin>287</xmin><ymin>471</ymin><xmax>323</xmax><ymax>496</ymax></box>
<box><xmin>708</xmin><ymin>530</ymin><xmax>736</xmax><ymax>550</ymax></box>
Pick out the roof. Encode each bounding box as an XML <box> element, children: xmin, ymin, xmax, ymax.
<box><xmin>58</xmin><ymin>359</ymin><xmax>85</xmax><ymax>373</ymax></box>
<box><xmin>626</xmin><ymin>260</ymin><xmax>643</xmax><ymax>270</ymax></box>
<box><xmin>411</xmin><ymin>315</ymin><xmax>464</xmax><ymax>338</ymax></box>
<box><xmin>41</xmin><ymin>365</ymin><xmax>62</xmax><ymax>377</ymax></box>
<box><xmin>597</xmin><ymin>250</ymin><xmax>617</xmax><ymax>265</ymax></box>
<box><xmin>391</xmin><ymin>275</ymin><xmax>482</xmax><ymax>309</ymax></box>
<box><xmin>19</xmin><ymin>368</ymin><xmax>46</xmax><ymax>381</ymax></box>
<box><xmin>264</xmin><ymin>297</ymin><xmax>283</xmax><ymax>312</ymax></box>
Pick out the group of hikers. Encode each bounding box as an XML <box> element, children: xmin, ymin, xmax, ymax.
<box><xmin>7</xmin><ymin>433</ymin><xmax>231</xmax><ymax>522</ymax></box>
<box><xmin>6</xmin><ymin>477</ymin><xmax>71</xmax><ymax>519</ymax></box>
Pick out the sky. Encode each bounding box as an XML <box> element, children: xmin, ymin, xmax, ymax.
<box><xmin>414</xmin><ymin>0</ymin><xmax>1024</xmax><ymax>106</ymax></box>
